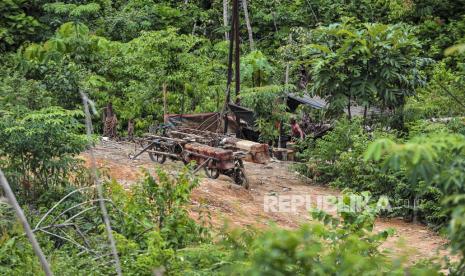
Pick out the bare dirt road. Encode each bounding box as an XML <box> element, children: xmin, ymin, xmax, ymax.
<box><xmin>81</xmin><ymin>140</ymin><xmax>453</xmax><ymax>263</ymax></box>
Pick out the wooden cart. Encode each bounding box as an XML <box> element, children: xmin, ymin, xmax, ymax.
<box><xmin>130</xmin><ymin>135</ymin><xmax>249</xmax><ymax>188</ymax></box>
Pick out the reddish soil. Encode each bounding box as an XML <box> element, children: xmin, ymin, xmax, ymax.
<box><xmin>81</xmin><ymin>140</ymin><xmax>455</xmax><ymax>264</ymax></box>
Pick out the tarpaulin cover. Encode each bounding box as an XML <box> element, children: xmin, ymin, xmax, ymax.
<box><xmin>286</xmin><ymin>93</ymin><xmax>382</xmax><ymax>117</ymax></box>
<box><xmin>287</xmin><ymin>94</ymin><xmax>326</xmax><ymax>112</ymax></box>
<box><xmin>228</xmin><ymin>103</ymin><xmax>256</xmax><ymax>126</ymax></box>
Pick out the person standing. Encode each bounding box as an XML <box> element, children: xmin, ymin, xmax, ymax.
<box><xmin>290</xmin><ymin>118</ymin><xmax>305</xmax><ymax>140</ymax></box>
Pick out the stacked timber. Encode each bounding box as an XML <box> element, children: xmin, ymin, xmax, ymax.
<box><xmin>272</xmin><ymin>148</ymin><xmax>295</xmax><ymax>162</ymax></box>
<box><xmin>184</xmin><ymin>143</ymin><xmax>233</xmax><ymax>161</ymax></box>
<box><xmin>184</xmin><ymin>143</ymin><xmax>235</xmax><ymax>170</ymax></box>
<box><xmin>222</xmin><ymin>138</ymin><xmax>270</xmax><ymax>164</ymax></box>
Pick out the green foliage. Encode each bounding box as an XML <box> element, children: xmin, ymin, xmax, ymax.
<box><xmin>105</xmin><ymin>28</ymin><xmax>224</xmax><ymax>130</ymax></box>
<box><xmin>240</xmin><ymin>85</ymin><xmax>289</xmax><ymax>143</ymax></box>
<box><xmin>20</xmin><ymin>23</ymin><xmax>225</xmax><ymax>132</ymax></box>
<box><xmin>365</xmin><ymin>132</ymin><xmax>465</xmax><ymax>273</ymax></box>
<box><xmin>241</xmin><ymin>50</ymin><xmax>274</xmax><ymax>87</ymax></box>
<box><xmin>223</xmin><ymin>193</ymin><xmax>439</xmax><ymax>275</ymax></box>
<box><xmin>0</xmin><ymin>203</ymin><xmax>44</xmax><ymax>274</ymax></box>
<box><xmin>311</xmin><ymin>0</ymin><xmax>410</xmax><ymax>23</ymax></box>
<box><xmin>0</xmin><ymin>0</ymin><xmax>40</xmax><ymax>51</ymax></box>
<box><xmin>0</xmin><ymin>164</ymin><xmax>445</xmax><ymax>275</ymax></box>
<box><xmin>446</xmin><ymin>43</ymin><xmax>465</xmax><ymax>56</ymax></box>
<box><xmin>297</xmin><ymin>118</ymin><xmax>452</xmax><ymax>226</ymax></box>
<box><xmin>24</xmin><ymin>22</ymin><xmax>111</xmax><ymax>65</ymax></box>
<box><xmin>108</xmin><ymin>166</ymin><xmax>206</xmax><ymax>249</ymax></box>
<box><xmin>100</xmin><ymin>0</ymin><xmax>185</xmax><ymax>42</ymax></box>
<box><xmin>418</xmin><ymin>16</ymin><xmax>465</xmax><ymax>60</ymax></box>
<box><xmin>0</xmin><ymin>107</ymin><xmax>87</xmax><ymax>201</ymax></box>
<box><xmin>406</xmin><ymin>62</ymin><xmax>465</xmax><ymax>120</ymax></box>
<box><xmin>43</xmin><ymin>1</ymin><xmax>101</xmax><ymax>27</ymax></box>
<box><xmin>404</xmin><ymin>0</ymin><xmax>465</xmax><ymax>22</ymax></box>
<box><xmin>295</xmin><ymin>20</ymin><xmax>427</xmax><ymax>122</ymax></box>
<box><xmin>0</xmin><ymin>69</ymin><xmax>53</xmax><ymax>113</ymax></box>
<box><xmin>0</xmin><ymin>166</ymin><xmax>201</xmax><ymax>275</ymax></box>
<box><xmin>0</xmin><ymin>235</ymin><xmax>43</xmax><ymax>275</ymax></box>
<box><xmin>2</xmin><ymin>0</ymin><xmax>465</xmax><ymax>273</ymax></box>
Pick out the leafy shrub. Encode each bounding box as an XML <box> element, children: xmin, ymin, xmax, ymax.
<box><xmin>366</xmin><ymin>132</ymin><xmax>465</xmax><ymax>273</ymax></box>
<box><xmin>297</xmin><ymin>118</ymin><xmax>449</xmax><ymax>226</ymax></box>
<box><xmin>0</xmin><ymin>166</ymin><xmax>210</xmax><ymax>275</ymax></box>
<box><xmin>0</xmin><ymin>165</ymin><xmax>445</xmax><ymax>275</ymax></box>
<box><xmin>0</xmin><ymin>68</ymin><xmax>53</xmax><ymax>113</ymax></box>
<box><xmin>108</xmin><ymin>166</ymin><xmax>207</xmax><ymax>249</ymax></box>
<box><xmin>0</xmin><ymin>0</ymin><xmax>40</xmax><ymax>51</ymax></box>
<box><xmin>240</xmin><ymin>85</ymin><xmax>289</xmax><ymax>143</ymax></box>
<box><xmin>0</xmin><ymin>236</ymin><xmax>43</xmax><ymax>275</ymax></box>
<box><xmin>405</xmin><ymin>62</ymin><xmax>465</xmax><ymax>120</ymax></box>
<box><xmin>240</xmin><ymin>50</ymin><xmax>274</xmax><ymax>87</ymax></box>
<box><xmin>222</xmin><ymin>193</ymin><xmax>440</xmax><ymax>275</ymax></box>
<box><xmin>293</xmin><ymin>19</ymin><xmax>427</xmax><ymax>127</ymax></box>
<box><xmin>0</xmin><ymin>107</ymin><xmax>87</xmax><ymax>202</ymax></box>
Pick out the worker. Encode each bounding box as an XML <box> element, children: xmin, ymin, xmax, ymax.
<box><xmin>290</xmin><ymin>118</ymin><xmax>305</xmax><ymax>140</ymax></box>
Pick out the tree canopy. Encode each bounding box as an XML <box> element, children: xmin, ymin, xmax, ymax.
<box><xmin>1</xmin><ymin>0</ymin><xmax>465</xmax><ymax>274</ymax></box>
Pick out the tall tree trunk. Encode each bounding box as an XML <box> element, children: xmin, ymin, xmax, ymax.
<box><xmin>234</xmin><ymin>0</ymin><xmax>240</xmax><ymax>101</ymax></box>
<box><xmin>347</xmin><ymin>95</ymin><xmax>352</xmax><ymax>120</ymax></box>
<box><xmin>192</xmin><ymin>21</ymin><xmax>197</xmax><ymax>35</ymax></box>
<box><xmin>306</xmin><ymin>0</ymin><xmax>319</xmax><ymax>22</ymax></box>
<box><xmin>242</xmin><ymin>0</ymin><xmax>254</xmax><ymax>50</ymax></box>
<box><xmin>363</xmin><ymin>105</ymin><xmax>368</xmax><ymax>125</ymax></box>
<box><xmin>223</xmin><ymin>5</ymin><xmax>235</xmax><ymax>134</ymax></box>
<box><xmin>233</xmin><ymin>0</ymin><xmax>242</xmax><ymax>138</ymax></box>
<box><xmin>223</xmin><ymin>0</ymin><xmax>229</xmax><ymax>40</ymax></box>
<box><xmin>272</xmin><ymin>11</ymin><xmax>278</xmax><ymax>32</ymax></box>
<box><xmin>285</xmin><ymin>34</ymin><xmax>292</xmax><ymax>90</ymax></box>
<box><xmin>163</xmin><ymin>83</ymin><xmax>167</xmax><ymax>123</ymax></box>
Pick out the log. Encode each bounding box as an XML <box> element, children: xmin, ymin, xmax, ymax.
<box><xmin>222</xmin><ymin>138</ymin><xmax>270</xmax><ymax>164</ymax></box>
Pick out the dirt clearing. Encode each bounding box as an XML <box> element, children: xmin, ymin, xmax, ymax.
<box><xmin>81</xmin><ymin>140</ymin><xmax>453</xmax><ymax>263</ymax></box>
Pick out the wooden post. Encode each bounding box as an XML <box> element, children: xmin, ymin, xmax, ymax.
<box><xmin>163</xmin><ymin>83</ymin><xmax>167</xmax><ymax>124</ymax></box>
<box><xmin>233</xmin><ymin>0</ymin><xmax>240</xmax><ymax>102</ymax></box>
<box><xmin>223</xmin><ymin>0</ymin><xmax>236</xmax><ymax>134</ymax></box>
<box><xmin>279</xmin><ymin>34</ymin><xmax>292</xmax><ymax>149</ymax></box>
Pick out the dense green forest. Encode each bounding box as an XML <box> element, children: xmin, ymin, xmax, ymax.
<box><xmin>1</xmin><ymin>0</ymin><xmax>465</xmax><ymax>275</ymax></box>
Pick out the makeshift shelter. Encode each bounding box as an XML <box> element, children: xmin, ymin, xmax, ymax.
<box><xmin>287</xmin><ymin>94</ymin><xmax>326</xmax><ymax>112</ymax></box>
<box><xmin>286</xmin><ymin>93</ymin><xmax>383</xmax><ymax>117</ymax></box>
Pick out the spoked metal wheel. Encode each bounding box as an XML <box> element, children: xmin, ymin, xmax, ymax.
<box><xmin>231</xmin><ymin>158</ymin><xmax>249</xmax><ymax>189</ymax></box>
<box><xmin>149</xmin><ymin>145</ymin><xmax>167</xmax><ymax>164</ymax></box>
<box><xmin>233</xmin><ymin>167</ymin><xmax>249</xmax><ymax>189</ymax></box>
<box><xmin>204</xmin><ymin>166</ymin><xmax>220</xmax><ymax>179</ymax></box>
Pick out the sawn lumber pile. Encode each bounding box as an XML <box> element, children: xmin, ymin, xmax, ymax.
<box><xmin>184</xmin><ymin>143</ymin><xmax>235</xmax><ymax>170</ymax></box>
<box><xmin>222</xmin><ymin>137</ymin><xmax>270</xmax><ymax>164</ymax></box>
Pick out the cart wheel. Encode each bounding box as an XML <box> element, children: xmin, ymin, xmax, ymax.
<box><xmin>234</xmin><ymin>167</ymin><xmax>249</xmax><ymax>189</ymax></box>
<box><xmin>149</xmin><ymin>149</ymin><xmax>166</xmax><ymax>164</ymax></box>
<box><xmin>180</xmin><ymin>151</ymin><xmax>190</xmax><ymax>165</ymax></box>
<box><xmin>204</xmin><ymin>166</ymin><xmax>220</xmax><ymax>179</ymax></box>
<box><xmin>149</xmin><ymin>146</ymin><xmax>166</xmax><ymax>164</ymax></box>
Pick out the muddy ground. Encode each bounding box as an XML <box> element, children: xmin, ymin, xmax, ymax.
<box><xmin>81</xmin><ymin>140</ymin><xmax>453</xmax><ymax>264</ymax></box>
